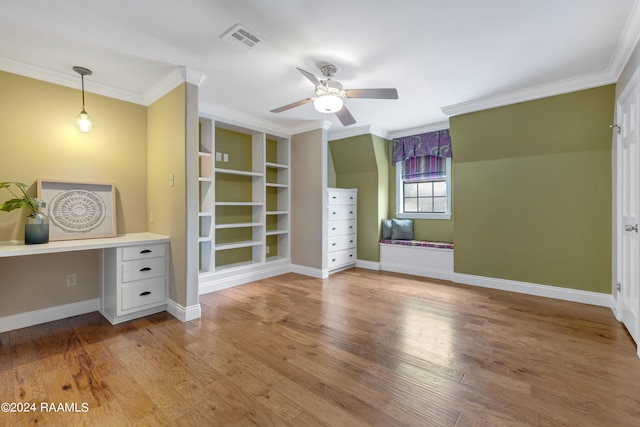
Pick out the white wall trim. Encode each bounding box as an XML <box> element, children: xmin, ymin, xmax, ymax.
<box><xmin>441</xmin><ymin>71</ymin><xmax>616</xmax><ymax>118</ymax></box>
<box><xmin>328</xmin><ymin>124</ymin><xmax>390</xmax><ymax>141</ymax></box>
<box><xmin>166</xmin><ymin>299</ymin><xmax>202</xmax><ymax>322</ymax></box>
<box><xmin>290</xmin><ymin>264</ymin><xmax>328</xmax><ymax>279</ymax></box>
<box><xmin>0</xmin><ymin>298</ymin><xmax>100</xmax><ymax>333</ymax></box>
<box><xmin>609</xmin><ymin>0</ymin><xmax>640</xmax><ymax>79</ymax></box>
<box><xmin>356</xmin><ymin>259</ymin><xmax>380</xmax><ymax>270</ymax></box>
<box><xmin>290</xmin><ymin>119</ymin><xmax>331</xmax><ymax>136</ymax></box>
<box><xmin>199</xmin><ymin>102</ymin><xmax>293</xmax><ymax>137</ymax></box>
<box><xmin>452</xmin><ymin>273</ymin><xmax>613</xmax><ymax>308</ymax></box>
<box><xmin>381</xmin><ymin>262</ymin><xmax>456</xmax><ymax>283</ymax></box>
<box><xmin>387</xmin><ymin>121</ymin><xmax>451</xmax><ymax>139</ymax></box>
<box><xmin>0</xmin><ymin>56</ymin><xmax>146</xmax><ymax>105</ymax></box>
<box><xmin>199</xmin><ymin>261</ymin><xmax>292</xmax><ymax>295</ymax></box>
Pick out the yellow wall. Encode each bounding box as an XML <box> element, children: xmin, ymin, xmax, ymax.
<box><xmin>0</xmin><ymin>71</ymin><xmax>148</xmax><ymax>316</ymax></box>
<box><xmin>147</xmin><ymin>83</ymin><xmax>194</xmax><ymax>306</ymax></box>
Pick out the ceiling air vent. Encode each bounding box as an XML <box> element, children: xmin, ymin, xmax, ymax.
<box><xmin>220</xmin><ymin>24</ymin><xmax>262</xmax><ymax>50</ymax></box>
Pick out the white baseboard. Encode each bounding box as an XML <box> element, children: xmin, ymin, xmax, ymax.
<box><xmin>0</xmin><ymin>298</ymin><xmax>100</xmax><ymax>333</ymax></box>
<box><xmin>290</xmin><ymin>264</ymin><xmax>328</xmax><ymax>279</ymax></box>
<box><xmin>356</xmin><ymin>259</ymin><xmax>380</xmax><ymax>270</ymax></box>
<box><xmin>166</xmin><ymin>299</ymin><xmax>201</xmax><ymax>322</ymax></box>
<box><xmin>453</xmin><ymin>273</ymin><xmax>613</xmax><ymax>307</ymax></box>
<box><xmin>200</xmin><ymin>261</ymin><xmax>292</xmax><ymax>295</ymax></box>
<box><xmin>381</xmin><ymin>261</ymin><xmax>456</xmax><ymax>282</ymax></box>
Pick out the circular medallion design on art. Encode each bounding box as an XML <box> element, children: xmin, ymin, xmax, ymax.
<box><xmin>49</xmin><ymin>189</ymin><xmax>106</xmax><ymax>232</ymax></box>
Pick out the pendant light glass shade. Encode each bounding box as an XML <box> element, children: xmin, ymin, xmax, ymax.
<box><xmin>73</xmin><ymin>66</ymin><xmax>93</xmax><ymax>133</ymax></box>
<box><xmin>313</xmin><ymin>95</ymin><xmax>344</xmax><ymax>113</ymax></box>
<box><xmin>76</xmin><ymin>108</ymin><xmax>93</xmax><ymax>132</ymax></box>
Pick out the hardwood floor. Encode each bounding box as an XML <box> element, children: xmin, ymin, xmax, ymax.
<box><xmin>1</xmin><ymin>268</ymin><xmax>640</xmax><ymax>426</ymax></box>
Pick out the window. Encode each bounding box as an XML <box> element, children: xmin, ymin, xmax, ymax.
<box><xmin>392</xmin><ymin>128</ymin><xmax>452</xmax><ymax>220</ymax></box>
<box><xmin>396</xmin><ymin>156</ymin><xmax>451</xmax><ymax>219</ymax></box>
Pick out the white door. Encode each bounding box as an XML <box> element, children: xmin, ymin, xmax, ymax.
<box><xmin>617</xmin><ymin>69</ymin><xmax>640</xmax><ymax>354</ymax></box>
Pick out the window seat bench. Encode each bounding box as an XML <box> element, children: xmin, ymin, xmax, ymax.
<box><xmin>379</xmin><ymin>239</ymin><xmax>454</xmax><ymax>281</ymax></box>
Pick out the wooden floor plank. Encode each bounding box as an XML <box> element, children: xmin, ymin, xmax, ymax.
<box><xmin>3</xmin><ymin>268</ymin><xmax>640</xmax><ymax>426</ymax></box>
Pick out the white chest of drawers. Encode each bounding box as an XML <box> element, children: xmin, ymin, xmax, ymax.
<box><xmin>327</xmin><ymin>187</ymin><xmax>357</xmax><ymax>273</ymax></box>
<box><xmin>101</xmin><ymin>242</ymin><xmax>169</xmax><ymax>324</ymax></box>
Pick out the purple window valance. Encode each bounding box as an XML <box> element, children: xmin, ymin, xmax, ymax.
<box><xmin>392</xmin><ymin>129</ymin><xmax>452</xmax><ymax>164</ymax></box>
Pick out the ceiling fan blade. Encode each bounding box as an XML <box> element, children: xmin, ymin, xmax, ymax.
<box><xmin>270</xmin><ymin>98</ymin><xmax>314</xmax><ymax>113</ymax></box>
<box><xmin>335</xmin><ymin>105</ymin><xmax>356</xmax><ymax>126</ymax></box>
<box><xmin>344</xmin><ymin>88</ymin><xmax>398</xmax><ymax>99</ymax></box>
<box><xmin>297</xmin><ymin>67</ymin><xmax>321</xmax><ymax>86</ymax></box>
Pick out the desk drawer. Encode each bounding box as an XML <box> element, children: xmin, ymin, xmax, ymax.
<box><xmin>122</xmin><ymin>257</ymin><xmax>166</xmax><ymax>283</ymax></box>
<box><xmin>121</xmin><ymin>277</ymin><xmax>166</xmax><ymax>311</ymax></box>
<box><xmin>122</xmin><ymin>244</ymin><xmax>166</xmax><ymax>261</ymax></box>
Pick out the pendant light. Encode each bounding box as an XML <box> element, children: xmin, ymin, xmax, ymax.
<box><xmin>73</xmin><ymin>66</ymin><xmax>93</xmax><ymax>132</ymax></box>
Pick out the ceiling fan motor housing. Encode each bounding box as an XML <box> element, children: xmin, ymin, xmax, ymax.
<box><xmin>316</xmin><ymin>79</ymin><xmax>344</xmax><ymax>97</ymax></box>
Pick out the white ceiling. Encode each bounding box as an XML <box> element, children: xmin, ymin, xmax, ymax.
<box><xmin>1</xmin><ymin>0</ymin><xmax>638</xmax><ymax>135</ymax></box>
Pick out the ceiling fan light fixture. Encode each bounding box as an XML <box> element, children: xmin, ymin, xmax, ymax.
<box><xmin>313</xmin><ymin>95</ymin><xmax>343</xmax><ymax>113</ymax></box>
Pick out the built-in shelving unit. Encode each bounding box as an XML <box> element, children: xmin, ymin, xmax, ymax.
<box><xmin>198</xmin><ymin>116</ymin><xmax>290</xmax><ymax>293</ymax></box>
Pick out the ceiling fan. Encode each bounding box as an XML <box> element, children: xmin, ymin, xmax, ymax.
<box><xmin>270</xmin><ymin>63</ymin><xmax>398</xmax><ymax>126</ymax></box>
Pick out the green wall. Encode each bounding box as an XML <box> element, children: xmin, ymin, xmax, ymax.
<box><xmin>451</xmin><ymin>85</ymin><xmax>615</xmax><ymax>293</ymax></box>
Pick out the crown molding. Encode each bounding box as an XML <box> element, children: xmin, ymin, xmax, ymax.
<box><xmin>0</xmin><ymin>56</ymin><xmax>145</xmax><ymax>105</ymax></box>
<box><xmin>387</xmin><ymin>121</ymin><xmax>450</xmax><ymax>139</ymax></box>
<box><xmin>441</xmin><ymin>0</ymin><xmax>640</xmax><ymax>118</ymax></box>
<box><xmin>609</xmin><ymin>0</ymin><xmax>640</xmax><ymax>79</ymax></box>
<box><xmin>289</xmin><ymin>120</ymin><xmax>330</xmax><ymax>135</ymax></box>
<box><xmin>328</xmin><ymin>124</ymin><xmax>390</xmax><ymax>141</ymax></box>
<box><xmin>440</xmin><ymin>70</ymin><xmax>616</xmax><ymax>117</ymax></box>
<box><xmin>199</xmin><ymin>101</ymin><xmax>292</xmax><ymax>137</ymax></box>
<box><xmin>143</xmin><ymin>66</ymin><xmax>207</xmax><ymax>106</ymax></box>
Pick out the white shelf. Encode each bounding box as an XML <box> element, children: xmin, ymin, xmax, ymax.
<box><xmin>266</xmin><ymin>210</ymin><xmax>288</xmax><ymax>215</ymax></box>
<box><xmin>216</xmin><ymin>222</ymin><xmax>263</xmax><ymax>229</ymax></box>
<box><xmin>199</xmin><ymin>151</ymin><xmax>212</xmax><ymax>157</ymax></box>
<box><xmin>198</xmin><ymin>237</ymin><xmax>212</xmax><ymax>243</ymax></box>
<box><xmin>215</xmin><ymin>168</ymin><xmax>263</xmax><ymax>177</ymax></box>
<box><xmin>199</xmin><ymin>177</ymin><xmax>212</xmax><ymax>182</ymax></box>
<box><xmin>265</xmin><ymin>162</ymin><xmax>289</xmax><ymax>169</ymax></box>
<box><xmin>266</xmin><ymin>183</ymin><xmax>288</xmax><ymax>188</ymax></box>
<box><xmin>215</xmin><ymin>201</ymin><xmax>263</xmax><ymax>207</ymax></box>
<box><xmin>266</xmin><ymin>230</ymin><xmax>288</xmax><ymax>236</ymax></box>
<box><xmin>199</xmin><ymin>212</ymin><xmax>212</xmax><ymax>217</ymax></box>
<box><xmin>215</xmin><ymin>240</ymin><xmax>263</xmax><ymax>251</ymax></box>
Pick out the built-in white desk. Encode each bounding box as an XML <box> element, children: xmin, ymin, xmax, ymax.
<box><xmin>0</xmin><ymin>232</ymin><xmax>171</xmax><ymax>329</ymax></box>
<box><xmin>0</xmin><ymin>232</ymin><xmax>169</xmax><ymax>257</ymax></box>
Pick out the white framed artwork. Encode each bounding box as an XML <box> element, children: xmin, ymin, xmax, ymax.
<box><xmin>37</xmin><ymin>179</ymin><xmax>117</xmax><ymax>241</ymax></box>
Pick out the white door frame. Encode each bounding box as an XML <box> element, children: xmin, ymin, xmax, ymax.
<box><xmin>614</xmin><ymin>67</ymin><xmax>640</xmax><ymax>357</ymax></box>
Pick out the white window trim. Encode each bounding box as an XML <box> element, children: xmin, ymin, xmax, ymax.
<box><xmin>395</xmin><ymin>157</ymin><xmax>452</xmax><ymax>220</ymax></box>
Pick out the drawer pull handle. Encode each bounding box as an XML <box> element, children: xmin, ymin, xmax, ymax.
<box><xmin>332</xmin><ymin>211</ymin><xmax>336</xmax><ymax>215</ymax></box>
<box><xmin>349</xmin><ymin>211</ymin><xmax>353</xmax><ymax>214</ymax></box>
<box><xmin>140</xmin><ymin>249</ymin><xmax>152</xmax><ymax>254</ymax></box>
<box><xmin>139</xmin><ymin>291</ymin><xmax>152</xmax><ymax>296</ymax></box>
<box><xmin>332</xmin><ymin>196</ymin><xmax>337</xmax><ymax>199</ymax></box>
<box><xmin>349</xmin><ymin>254</ymin><xmax>353</xmax><ymax>258</ymax></box>
<box><xmin>332</xmin><ymin>258</ymin><xmax>336</xmax><ymax>262</ymax></box>
<box><xmin>332</xmin><ymin>227</ymin><xmax>336</xmax><ymax>231</ymax></box>
<box><xmin>332</xmin><ymin>243</ymin><xmax>336</xmax><ymax>246</ymax></box>
<box><xmin>349</xmin><ymin>240</ymin><xmax>353</xmax><ymax>243</ymax></box>
<box><xmin>140</xmin><ymin>267</ymin><xmax>152</xmax><ymax>272</ymax></box>
<box><xmin>349</xmin><ymin>226</ymin><xmax>353</xmax><ymax>229</ymax></box>
<box><xmin>349</xmin><ymin>196</ymin><xmax>353</xmax><ymax>199</ymax></box>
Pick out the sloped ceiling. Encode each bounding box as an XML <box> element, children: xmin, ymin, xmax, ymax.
<box><xmin>0</xmin><ymin>0</ymin><xmax>638</xmax><ymax>136</ymax></box>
